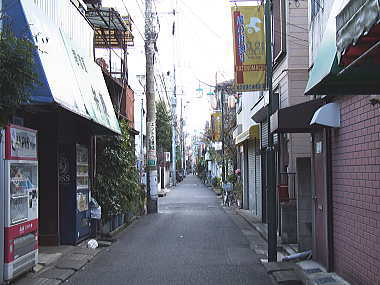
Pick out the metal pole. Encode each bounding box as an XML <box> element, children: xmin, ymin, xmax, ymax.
<box><xmin>0</xmin><ymin>130</ymin><xmax>4</xmax><ymax>283</ymax></box>
<box><xmin>145</xmin><ymin>0</ymin><xmax>158</xmax><ymax>213</ymax></box>
<box><xmin>141</xmin><ymin>98</ymin><xmax>144</xmax><ymax>184</ymax></box>
<box><xmin>181</xmin><ymin>97</ymin><xmax>184</xmax><ymax>173</ymax></box>
<box><xmin>265</xmin><ymin>0</ymin><xmax>277</xmax><ymax>262</ymax></box>
<box><xmin>0</xmin><ymin>3</ymin><xmax>4</xmax><ymax>283</ymax></box>
<box><xmin>221</xmin><ymin>88</ymin><xmax>226</xmax><ymax>183</ymax></box>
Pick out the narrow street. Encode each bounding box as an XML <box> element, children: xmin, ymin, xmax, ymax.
<box><xmin>66</xmin><ymin>175</ymin><xmax>272</xmax><ymax>285</ymax></box>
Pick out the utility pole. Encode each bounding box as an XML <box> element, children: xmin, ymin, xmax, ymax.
<box><xmin>265</xmin><ymin>0</ymin><xmax>277</xmax><ymax>262</ymax></box>
<box><xmin>171</xmin><ymin>71</ymin><xmax>177</xmax><ymax>186</ymax></box>
<box><xmin>171</xmin><ymin>2</ymin><xmax>177</xmax><ymax>187</ymax></box>
<box><xmin>145</xmin><ymin>0</ymin><xmax>158</xmax><ymax>213</ymax></box>
<box><xmin>221</xmin><ymin>89</ymin><xmax>225</xmax><ymax>183</ymax></box>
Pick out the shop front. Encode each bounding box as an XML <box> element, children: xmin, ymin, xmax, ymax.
<box><xmin>304</xmin><ymin>0</ymin><xmax>380</xmax><ymax>282</ymax></box>
<box><xmin>6</xmin><ymin>0</ymin><xmax>120</xmax><ymax>246</ymax></box>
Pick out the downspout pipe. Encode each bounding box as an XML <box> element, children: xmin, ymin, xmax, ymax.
<box><xmin>326</xmin><ymin>128</ymin><xmax>334</xmax><ymax>272</ymax></box>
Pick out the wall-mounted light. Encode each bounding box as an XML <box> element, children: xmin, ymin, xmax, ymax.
<box><xmin>369</xmin><ymin>95</ymin><xmax>380</xmax><ymax>106</ymax></box>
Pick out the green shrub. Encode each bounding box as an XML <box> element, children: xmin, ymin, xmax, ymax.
<box><xmin>92</xmin><ymin>120</ymin><xmax>145</xmax><ymax>219</ymax></box>
<box><xmin>212</xmin><ymin>177</ymin><xmax>221</xmax><ymax>188</ymax></box>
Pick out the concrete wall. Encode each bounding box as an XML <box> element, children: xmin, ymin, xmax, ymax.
<box><xmin>241</xmin><ymin>92</ymin><xmax>260</xmax><ymax>132</ymax></box>
<box><xmin>331</xmin><ymin>95</ymin><xmax>380</xmax><ymax>285</ymax></box>
<box><xmin>308</xmin><ymin>0</ymin><xmax>340</xmax><ymax>67</ymax></box>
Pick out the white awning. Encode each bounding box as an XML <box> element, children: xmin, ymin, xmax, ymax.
<box><xmin>336</xmin><ymin>0</ymin><xmax>380</xmax><ymax>61</ymax></box>
<box><xmin>310</xmin><ymin>103</ymin><xmax>341</xmax><ymax>128</ymax></box>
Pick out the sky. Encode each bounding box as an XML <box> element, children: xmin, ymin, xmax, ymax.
<box><xmin>102</xmin><ymin>0</ymin><xmax>234</xmax><ymax>134</ymax></box>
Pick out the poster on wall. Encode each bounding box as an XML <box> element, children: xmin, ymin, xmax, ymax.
<box><xmin>231</xmin><ymin>5</ymin><xmax>266</xmax><ymax>92</ymax></box>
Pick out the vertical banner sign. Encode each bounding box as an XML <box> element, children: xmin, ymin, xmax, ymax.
<box><xmin>232</xmin><ymin>6</ymin><xmax>266</xmax><ymax>92</ymax></box>
<box><xmin>211</xmin><ymin>112</ymin><xmax>222</xmax><ymax>142</ymax></box>
<box><xmin>147</xmin><ymin>121</ymin><xmax>157</xmax><ymax>167</ymax></box>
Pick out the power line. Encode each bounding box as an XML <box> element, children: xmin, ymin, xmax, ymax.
<box><xmin>134</xmin><ymin>0</ymin><xmax>145</xmax><ymax>18</ymax></box>
<box><xmin>120</xmin><ymin>0</ymin><xmax>146</xmax><ymax>41</ymax></box>
<box><xmin>178</xmin><ymin>0</ymin><xmax>226</xmax><ymax>41</ymax></box>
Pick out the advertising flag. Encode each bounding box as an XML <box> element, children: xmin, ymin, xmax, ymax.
<box><xmin>211</xmin><ymin>112</ymin><xmax>222</xmax><ymax>142</ymax></box>
<box><xmin>232</xmin><ymin>6</ymin><xmax>266</xmax><ymax>92</ymax></box>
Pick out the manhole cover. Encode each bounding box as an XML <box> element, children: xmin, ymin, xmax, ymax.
<box><xmin>305</xmin><ymin>268</ymin><xmax>323</xmax><ymax>274</ymax></box>
<box><xmin>315</xmin><ymin>277</ymin><xmax>336</xmax><ymax>284</ymax></box>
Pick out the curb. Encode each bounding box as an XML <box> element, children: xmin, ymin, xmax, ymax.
<box><xmin>235</xmin><ymin>209</ymin><xmax>296</xmax><ymax>257</ymax></box>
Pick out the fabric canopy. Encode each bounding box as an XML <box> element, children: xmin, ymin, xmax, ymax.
<box><xmin>8</xmin><ymin>0</ymin><xmax>121</xmax><ymax>134</ymax></box>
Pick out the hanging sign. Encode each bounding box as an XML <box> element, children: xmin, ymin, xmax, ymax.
<box><xmin>211</xmin><ymin>112</ymin><xmax>222</xmax><ymax>142</ymax></box>
<box><xmin>231</xmin><ymin>5</ymin><xmax>266</xmax><ymax>92</ymax></box>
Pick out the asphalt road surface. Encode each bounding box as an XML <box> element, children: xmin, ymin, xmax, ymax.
<box><xmin>67</xmin><ymin>175</ymin><xmax>272</xmax><ymax>285</ymax></box>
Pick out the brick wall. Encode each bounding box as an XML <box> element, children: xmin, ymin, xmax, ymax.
<box><xmin>331</xmin><ymin>95</ymin><xmax>380</xmax><ymax>285</ymax></box>
<box><xmin>120</xmin><ymin>86</ymin><xmax>135</xmax><ymax>129</ymax></box>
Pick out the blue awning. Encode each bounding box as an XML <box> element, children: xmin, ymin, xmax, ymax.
<box><xmin>6</xmin><ymin>0</ymin><xmax>120</xmax><ymax>134</ymax></box>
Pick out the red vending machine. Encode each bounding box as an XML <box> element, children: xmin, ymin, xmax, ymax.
<box><xmin>3</xmin><ymin>125</ymin><xmax>38</xmax><ymax>281</ymax></box>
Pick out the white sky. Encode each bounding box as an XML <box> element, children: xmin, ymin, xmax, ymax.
<box><xmin>103</xmin><ymin>0</ymin><xmax>234</xmax><ymax>134</ymax></box>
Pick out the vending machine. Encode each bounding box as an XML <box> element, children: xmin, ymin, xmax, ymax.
<box><xmin>59</xmin><ymin>144</ymin><xmax>91</xmax><ymax>244</ymax></box>
<box><xmin>2</xmin><ymin>125</ymin><xmax>38</xmax><ymax>281</ymax></box>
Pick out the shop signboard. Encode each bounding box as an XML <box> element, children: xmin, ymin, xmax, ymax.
<box><xmin>231</xmin><ymin>5</ymin><xmax>266</xmax><ymax>92</ymax></box>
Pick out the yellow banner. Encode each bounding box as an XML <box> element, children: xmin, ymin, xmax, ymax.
<box><xmin>231</xmin><ymin>6</ymin><xmax>266</xmax><ymax>92</ymax></box>
<box><xmin>211</xmin><ymin>112</ymin><xmax>222</xmax><ymax>142</ymax></box>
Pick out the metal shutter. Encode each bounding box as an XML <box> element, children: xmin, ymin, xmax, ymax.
<box><xmin>261</xmin><ymin>121</ymin><xmax>278</xmax><ymax>147</ymax></box>
<box><xmin>255</xmin><ymin>153</ymin><xmax>262</xmax><ymax>217</ymax></box>
<box><xmin>248</xmin><ymin>143</ymin><xmax>255</xmax><ymax>214</ymax></box>
<box><xmin>261</xmin><ymin>120</ymin><xmax>269</xmax><ymax>149</ymax></box>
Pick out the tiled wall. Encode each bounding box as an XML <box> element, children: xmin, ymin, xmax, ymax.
<box><xmin>331</xmin><ymin>95</ymin><xmax>380</xmax><ymax>285</ymax></box>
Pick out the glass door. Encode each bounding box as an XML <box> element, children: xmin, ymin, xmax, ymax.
<box><xmin>76</xmin><ymin>145</ymin><xmax>90</xmax><ymax>240</ymax></box>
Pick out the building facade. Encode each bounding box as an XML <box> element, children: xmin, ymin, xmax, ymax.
<box><xmin>4</xmin><ymin>0</ymin><xmax>122</xmax><ymax>246</ymax></box>
<box><xmin>304</xmin><ymin>0</ymin><xmax>380</xmax><ymax>284</ymax></box>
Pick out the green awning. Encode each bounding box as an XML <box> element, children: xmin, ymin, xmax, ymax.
<box><xmin>305</xmin><ymin>0</ymin><xmax>380</xmax><ymax>96</ymax></box>
<box><xmin>305</xmin><ymin>1</ymin><xmax>343</xmax><ymax>95</ymax></box>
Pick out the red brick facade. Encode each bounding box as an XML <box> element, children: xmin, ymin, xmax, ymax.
<box><xmin>120</xmin><ymin>86</ymin><xmax>135</xmax><ymax>129</ymax></box>
<box><xmin>331</xmin><ymin>95</ymin><xmax>380</xmax><ymax>285</ymax></box>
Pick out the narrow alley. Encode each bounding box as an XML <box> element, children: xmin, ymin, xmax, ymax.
<box><xmin>66</xmin><ymin>175</ymin><xmax>272</xmax><ymax>285</ymax></box>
